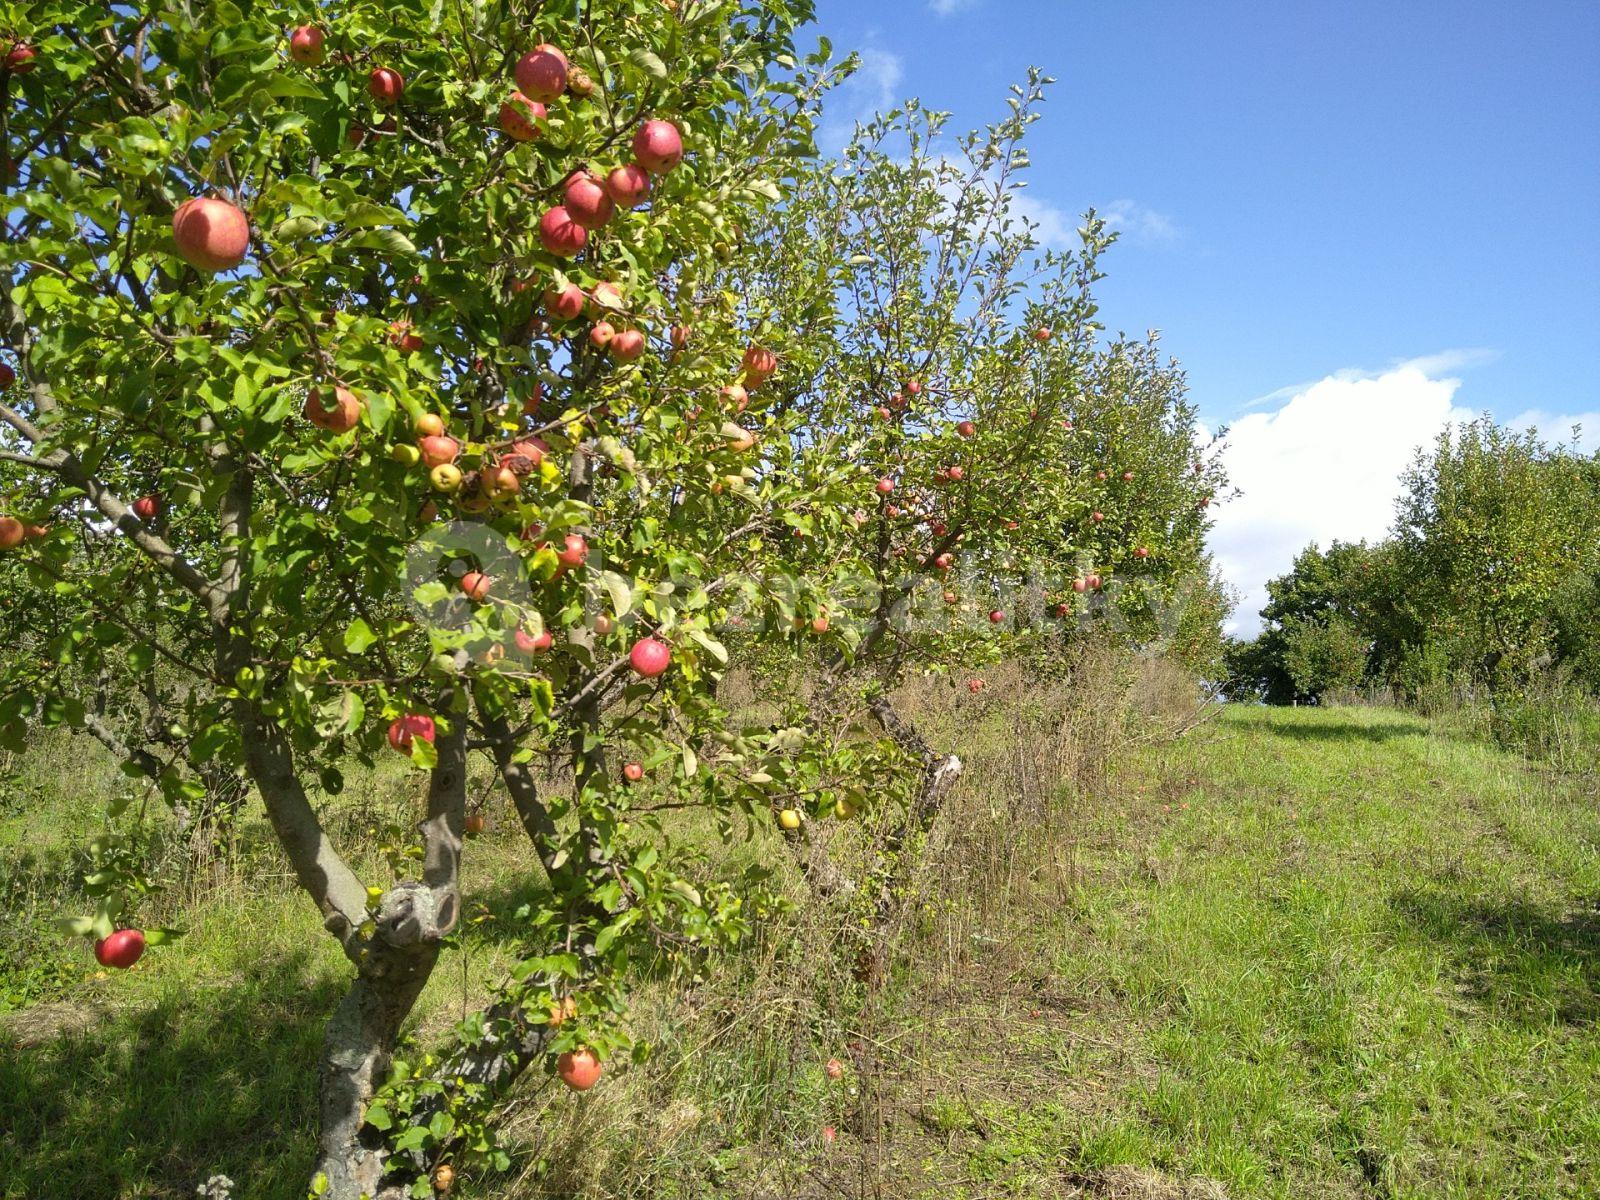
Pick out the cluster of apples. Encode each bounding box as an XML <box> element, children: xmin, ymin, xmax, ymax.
<box><xmin>392</xmin><ymin>411</ymin><xmax>553</xmax><ymax>518</ymax></box>
<box><xmin>872</xmin><ymin>375</ymin><xmax>923</xmax><ymax>421</ymax></box>
<box><xmin>529</xmin><ymin>33</ymin><xmax>685</xmax><ymax>261</ymax></box>
<box><xmin>0</xmin><ymin>514</ymin><xmax>48</xmax><ymax>550</ymax></box>
<box><xmin>541</xmin><ymin>280</ymin><xmax>647</xmax><ymax>362</ymax></box>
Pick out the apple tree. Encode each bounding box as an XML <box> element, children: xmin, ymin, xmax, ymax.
<box><xmin>712</xmin><ymin>79</ymin><xmax>1225</xmax><ymax>932</ymax></box>
<box><xmin>0</xmin><ymin>1</ymin><xmax>914</xmax><ymax>1195</ymax></box>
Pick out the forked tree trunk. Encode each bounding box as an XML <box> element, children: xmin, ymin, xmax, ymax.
<box><xmin>314</xmin><ymin>892</ymin><xmax>449</xmax><ymax>1199</ymax></box>
<box><xmin>230</xmin><ymin>711</ymin><xmax>449</xmax><ymax>1197</ymax></box>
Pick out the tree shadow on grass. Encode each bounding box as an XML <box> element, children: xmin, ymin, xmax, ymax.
<box><xmin>1264</xmin><ymin>716</ymin><xmax>1430</xmax><ymax>743</ymax></box>
<box><xmin>1390</xmin><ymin>888</ymin><xmax>1600</xmax><ymax>1027</ymax></box>
<box><xmin>0</xmin><ymin>948</ymin><xmax>339</xmax><ymax>1200</ymax></box>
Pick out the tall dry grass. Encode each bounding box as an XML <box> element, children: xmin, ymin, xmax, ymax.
<box><xmin>487</xmin><ymin>643</ymin><xmax>1216</xmax><ymax>1197</ymax></box>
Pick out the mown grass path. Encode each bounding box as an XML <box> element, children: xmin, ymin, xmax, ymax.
<box><xmin>941</xmin><ymin>704</ymin><xmax>1600</xmax><ymax>1198</ymax></box>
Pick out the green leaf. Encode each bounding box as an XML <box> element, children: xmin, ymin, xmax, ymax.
<box><xmin>599</xmin><ymin>570</ymin><xmax>634</xmax><ymax>619</ymax></box>
<box><xmin>628</xmin><ymin>48</ymin><xmax>668</xmax><ymax>79</ymax></box>
<box><xmin>410</xmin><ymin>736</ymin><xmax>439</xmax><ymax>770</ymax></box>
<box><xmin>343</xmin><ymin>618</ymin><xmax>376</xmax><ymax>654</ymax></box>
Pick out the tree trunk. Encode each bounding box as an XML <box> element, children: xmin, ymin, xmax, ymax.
<box><xmin>855</xmin><ymin>694</ymin><xmax>963</xmax><ymax>981</ymax></box>
<box><xmin>307</xmin><ymin>718</ymin><xmax>467</xmax><ymax>1199</ymax></box>
<box><xmin>313</xmin><ymin>898</ymin><xmax>447</xmax><ymax>1199</ymax></box>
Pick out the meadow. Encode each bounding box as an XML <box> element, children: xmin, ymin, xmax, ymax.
<box><xmin>5</xmin><ymin>663</ymin><xmax>1596</xmax><ymax>1199</ymax></box>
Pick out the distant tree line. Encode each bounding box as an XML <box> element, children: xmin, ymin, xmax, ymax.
<box><xmin>1224</xmin><ymin>417</ymin><xmax>1600</xmax><ymax>705</ymax></box>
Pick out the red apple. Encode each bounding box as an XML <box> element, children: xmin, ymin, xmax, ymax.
<box><xmin>632</xmin><ymin>119</ymin><xmax>684</xmax><ymax>174</ymax></box>
<box><xmin>904</xmin><ymin>379</ymin><xmax>922</xmax><ymax>395</ymax></box>
<box><xmin>629</xmin><ymin>636</ymin><xmax>671</xmax><ymax>678</ymax></box>
<box><xmin>544</xmin><ymin>283</ymin><xmax>586</xmax><ymax>321</ymax></box>
<box><xmin>935</xmin><ymin>553</ymin><xmax>953</xmax><ymax>571</ymax></box>
<box><xmin>0</xmin><ymin>516</ymin><xmax>24</xmax><ymax>550</ymax></box>
<box><xmin>538</xmin><ymin>206</ymin><xmax>588</xmax><ymax>257</ymax></box>
<box><xmin>1122</xmin><ymin>471</ymin><xmax>1134</xmax><ymax>482</ymax></box>
<box><xmin>811</xmin><ymin>615</ymin><xmax>829</xmax><ymax>633</ymax></box>
<box><xmin>132</xmin><ymin>495</ymin><xmax>161</xmax><ymax>522</ymax></box>
<box><xmin>460</xmin><ymin>571</ymin><xmax>491</xmax><ymax>602</ymax></box>
<box><xmin>943</xmin><ymin>590</ymin><xmax>958</xmax><ymax>604</ymax></box>
<box><xmin>742</xmin><ymin>345</ymin><xmax>777</xmax><ymax>387</ymax></box>
<box><xmin>1086</xmin><ymin>573</ymin><xmax>1103</xmax><ymax>590</ymax></box>
<box><xmin>605</xmin><ymin>163</ymin><xmax>651</xmax><ymax>209</ymax></box>
<box><xmin>947</xmin><ymin>465</ymin><xmax>964</xmax><ymax>482</ymax></box>
<box><xmin>589</xmin><ymin>321</ymin><xmax>615</xmax><ymax>349</ymax></box>
<box><xmin>515</xmin><ymin>45</ymin><xmax>568</xmax><ymax>102</ymax></box>
<box><xmin>557</xmin><ymin>1047</ymin><xmax>602</xmax><ymax>1091</ymax></box>
<box><xmin>1034</xmin><ymin>327</ymin><xmax>1052</xmax><ymax>342</ymax></box>
<box><xmin>562</xmin><ymin>171</ymin><xmax>616</xmax><ymax>230</ymax></box>
<box><xmin>1134</xmin><ymin>546</ymin><xmax>1150</xmax><ymax>559</ymax></box>
<box><xmin>172</xmin><ymin>197</ymin><xmax>250</xmax><ymax>272</ymax></box>
<box><xmin>967</xmin><ymin>678</ymin><xmax>984</xmax><ymax>694</ymax></box>
<box><xmin>465</xmin><ymin>812</ymin><xmax>487</xmax><ymax>837</ymax></box>
<box><xmin>94</xmin><ymin>928</ymin><xmax>145</xmax><ymax>969</ymax></box>
<box><xmin>303</xmin><ymin>385</ymin><xmax>362</xmax><ymax>433</ymax></box>
<box><xmin>515</xmin><ymin>627</ymin><xmax>553</xmax><ymax>654</ymax></box>
<box><xmin>593</xmin><ymin>613</ymin><xmax>615</xmax><ymax>635</ymax></box>
<box><xmin>368</xmin><ymin>66</ymin><xmax>404</xmax><ymax>105</ymax></box>
<box><xmin>1055</xmin><ymin>602</ymin><xmax>1070</xmax><ymax>616</ymax></box>
<box><xmin>508</xmin><ymin>438</ymin><xmax>547</xmax><ymax>470</ymax></box>
<box><xmin>721</xmin><ymin>383</ymin><xmax>749</xmax><ymax>413</ymax></box>
<box><xmin>418</xmin><ymin>434</ymin><xmax>459</xmax><ymax>468</ymax></box>
<box><xmin>499</xmin><ymin>91</ymin><xmax>547</xmax><ymax>141</ymax></box>
<box><xmin>388</xmin><ymin>713</ymin><xmax>437</xmax><ymax>754</ymax></box>
<box><xmin>610</xmin><ymin>329</ymin><xmax>645</xmax><ymax>361</ymax></box>
<box><xmin>956</xmin><ymin>420</ymin><xmax>975</xmax><ymax>438</ymax></box>
<box><xmin>1071</xmin><ymin>578</ymin><xmax>1088</xmax><ymax>594</ymax></box>
<box><xmin>989</xmin><ymin>609</ymin><xmax>1004</xmax><ymax>624</ymax></box>
<box><xmin>876</xmin><ymin>406</ymin><xmax>892</xmax><ymax>420</ymax></box>
<box><xmin>288</xmin><ymin>25</ymin><xmax>324</xmax><ymax>66</ymax></box>
<box><xmin>389</xmin><ymin>319</ymin><xmax>423</xmax><ymax>353</ymax></box>
<box><xmin>482</xmin><ymin>463</ymin><xmax>521</xmax><ymax>501</ymax></box>
<box><xmin>556</xmin><ymin>533</ymin><xmax>588</xmax><ymax>568</ymax></box>
<box><xmin>5</xmin><ymin>42</ymin><xmax>37</xmax><ymax>74</ymax></box>
<box><xmin>1095</xmin><ymin>471</ymin><xmax>1107</xmax><ymax>482</ymax></box>
<box><xmin>415</xmin><ymin>412</ymin><xmax>445</xmax><ymax>439</ymax></box>
<box><xmin>1091</xmin><ymin>511</ymin><xmax>1104</xmax><ymax>523</ymax></box>
<box><xmin>875</xmin><ymin>477</ymin><xmax>894</xmax><ymax>495</ymax></box>
<box><xmin>623</xmin><ymin>762</ymin><xmax>644</xmax><ymax>783</ymax></box>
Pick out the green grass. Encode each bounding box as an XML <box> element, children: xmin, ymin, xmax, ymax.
<box><xmin>895</xmin><ymin>704</ymin><xmax>1599</xmax><ymax>1198</ymax></box>
<box><xmin>2</xmin><ymin>702</ymin><xmax>1597</xmax><ymax>1198</ymax></box>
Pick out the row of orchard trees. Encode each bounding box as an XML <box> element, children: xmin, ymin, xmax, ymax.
<box><xmin>0</xmin><ymin>3</ymin><xmax>1222</xmax><ymax>1197</ymax></box>
<box><xmin>1226</xmin><ymin>417</ymin><xmax>1600</xmax><ymax>706</ymax></box>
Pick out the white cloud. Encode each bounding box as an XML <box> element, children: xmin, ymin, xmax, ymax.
<box><xmin>928</xmin><ymin>0</ymin><xmax>978</xmax><ymax>13</ymax></box>
<box><xmin>1210</xmin><ymin>361</ymin><xmax>1475</xmax><ymax>637</ymax></box>
<box><xmin>1009</xmin><ymin>188</ymin><xmax>1075</xmax><ymax>248</ymax></box>
<box><xmin>1101</xmin><ymin>199</ymin><xmax>1179</xmax><ymax>245</ymax></box>
<box><xmin>820</xmin><ymin>48</ymin><xmax>904</xmax><ymax>154</ymax></box>
<box><xmin>1506</xmin><ymin>408</ymin><xmax>1600</xmax><ymax>453</ymax></box>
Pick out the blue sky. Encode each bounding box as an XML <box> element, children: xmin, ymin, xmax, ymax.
<box><xmin>811</xmin><ymin>0</ymin><xmax>1600</xmax><ymax>628</ymax></box>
